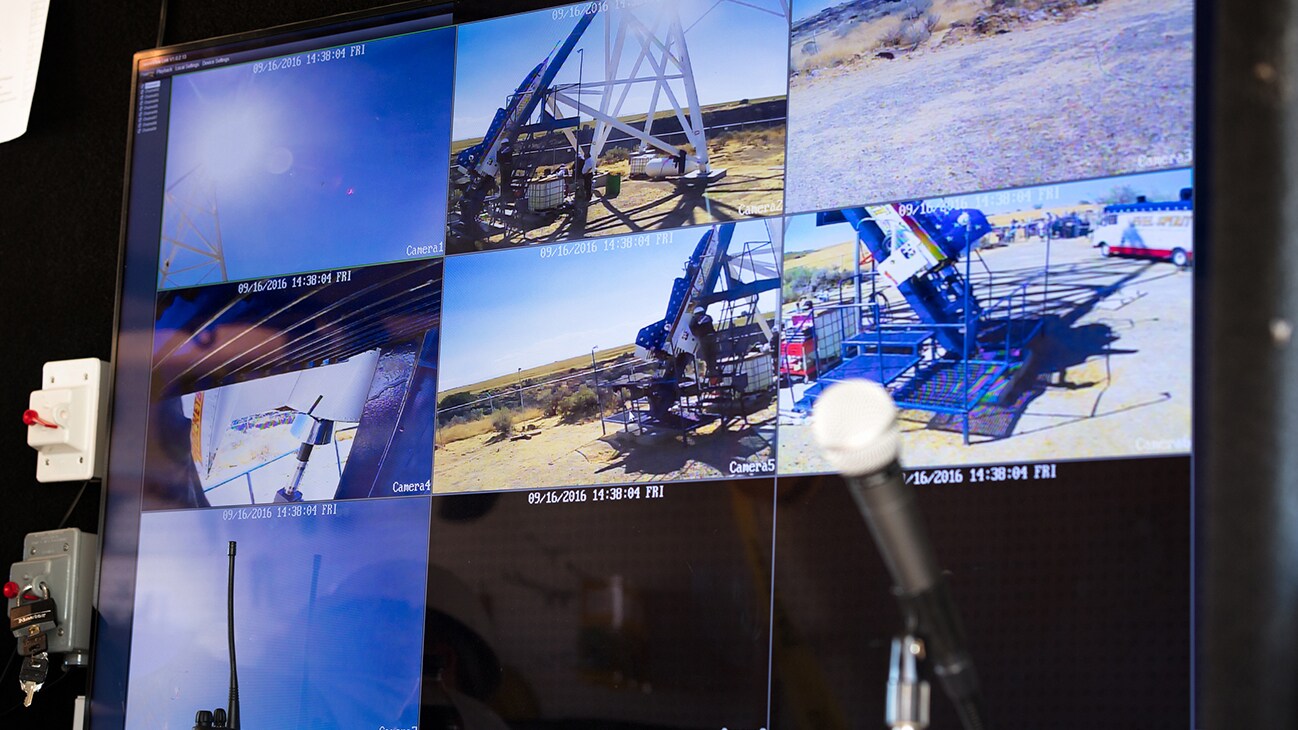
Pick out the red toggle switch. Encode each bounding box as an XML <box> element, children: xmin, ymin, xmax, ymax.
<box><xmin>23</xmin><ymin>409</ymin><xmax>58</xmax><ymax>429</ymax></box>
<box><xmin>2</xmin><ymin>581</ymin><xmax>19</xmax><ymax>600</ymax></box>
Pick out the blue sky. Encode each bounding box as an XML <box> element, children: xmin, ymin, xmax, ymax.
<box><xmin>160</xmin><ymin>27</ymin><xmax>455</xmax><ymax>288</ymax></box>
<box><xmin>125</xmin><ymin>499</ymin><xmax>430</xmax><ymax>729</ymax></box>
<box><xmin>452</xmin><ymin>0</ymin><xmax>790</xmax><ymax>141</ymax></box>
<box><xmin>785</xmin><ymin>168</ymin><xmax>1195</xmax><ymax>254</ymax></box>
<box><xmin>438</xmin><ymin>219</ymin><xmax>779</xmax><ymax>390</ymax></box>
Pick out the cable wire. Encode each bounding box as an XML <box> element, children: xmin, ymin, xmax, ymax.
<box><xmin>157</xmin><ymin>0</ymin><xmax>170</xmax><ymax>48</ymax></box>
<box><xmin>56</xmin><ymin>480</ymin><xmax>91</xmax><ymax>530</ymax></box>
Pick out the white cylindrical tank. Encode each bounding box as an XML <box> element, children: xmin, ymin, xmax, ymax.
<box><xmin>643</xmin><ymin>156</ymin><xmax>700</xmax><ymax>179</ymax></box>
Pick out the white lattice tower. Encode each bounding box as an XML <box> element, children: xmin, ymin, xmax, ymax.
<box><xmin>159</xmin><ymin>164</ymin><xmax>228</xmax><ymax>289</ymax></box>
<box><xmin>548</xmin><ymin>0</ymin><xmax>789</xmax><ymax>174</ymax></box>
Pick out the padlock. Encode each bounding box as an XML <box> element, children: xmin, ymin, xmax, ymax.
<box><xmin>9</xmin><ymin>586</ymin><xmax>57</xmax><ymax>651</ymax></box>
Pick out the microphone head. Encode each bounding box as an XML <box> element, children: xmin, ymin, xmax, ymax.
<box><xmin>811</xmin><ymin>380</ymin><xmax>901</xmax><ymax>476</ymax></box>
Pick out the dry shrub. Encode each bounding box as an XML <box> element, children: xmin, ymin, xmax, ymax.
<box><xmin>492</xmin><ymin>408</ymin><xmax>514</xmax><ymax>436</ymax></box>
<box><xmin>601</xmin><ymin>146</ymin><xmax>631</xmax><ymax>163</ymax></box>
<box><xmin>435</xmin><ymin>417</ymin><xmax>495</xmax><ymax>446</ymax></box>
<box><xmin>435</xmin><ymin>407</ymin><xmax>544</xmax><ymax>446</ymax></box>
<box><xmin>796</xmin><ymin>0</ymin><xmax>960</xmax><ymax>69</ymax></box>
<box><xmin>559</xmin><ymin>387</ymin><xmax>600</xmax><ymax>422</ymax></box>
<box><xmin>878</xmin><ymin>22</ymin><xmax>907</xmax><ymax>48</ymax></box>
<box><xmin>900</xmin><ymin>0</ymin><xmax>933</xmax><ymax>21</ymax></box>
<box><xmin>931</xmin><ymin>0</ymin><xmax>986</xmax><ymax>30</ymax></box>
<box><xmin>900</xmin><ymin>22</ymin><xmax>932</xmax><ymax>46</ymax></box>
<box><xmin>793</xmin><ymin>20</ymin><xmax>896</xmax><ymax>72</ymax></box>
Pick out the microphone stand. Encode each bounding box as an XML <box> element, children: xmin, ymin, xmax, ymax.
<box><xmin>887</xmin><ymin>633</ymin><xmax>930</xmax><ymax>730</ymax></box>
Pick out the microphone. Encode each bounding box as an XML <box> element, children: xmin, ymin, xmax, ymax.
<box><xmin>812</xmin><ymin>381</ymin><xmax>987</xmax><ymax>730</ymax></box>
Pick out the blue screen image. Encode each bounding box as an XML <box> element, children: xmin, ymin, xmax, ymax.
<box><xmin>123</xmin><ymin>498</ymin><xmax>431</xmax><ymax>729</ymax></box>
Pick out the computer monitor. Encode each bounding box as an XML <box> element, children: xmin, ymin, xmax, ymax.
<box><xmin>96</xmin><ymin>0</ymin><xmax>1196</xmax><ymax>727</ymax></box>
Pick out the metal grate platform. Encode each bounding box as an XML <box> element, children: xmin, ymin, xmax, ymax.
<box><xmin>843</xmin><ymin>327</ymin><xmax>936</xmax><ymax>355</ymax></box>
<box><xmin>792</xmin><ymin>352</ymin><xmax>923</xmax><ymax>413</ymax></box>
<box><xmin>893</xmin><ymin>359</ymin><xmax>1008</xmax><ymax>413</ymax></box>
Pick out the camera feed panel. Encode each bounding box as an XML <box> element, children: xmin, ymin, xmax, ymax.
<box><xmin>776</xmin><ymin>169</ymin><xmax>1193</xmax><ymax>474</ymax></box>
<box><xmin>158</xmin><ymin>26</ymin><xmax>456</xmax><ymax>289</ymax></box>
<box><xmin>124</xmin><ymin>498</ymin><xmax>433</xmax><ymax>730</ymax></box>
<box><xmin>422</xmin><ymin>478</ymin><xmax>775</xmax><ymax>729</ymax></box>
<box><xmin>436</xmin><ymin>220</ymin><xmax>783</xmax><ymax>493</ymax></box>
<box><xmin>447</xmin><ymin>0</ymin><xmax>791</xmax><ymax>254</ymax></box>
<box><xmin>767</xmin><ymin>459</ymin><xmax>1191</xmax><ymax>728</ymax></box>
<box><xmin>784</xmin><ymin>0</ymin><xmax>1193</xmax><ymax>213</ymax></box>
<box><xmin>145</xmin><ymin>259</ymin><xmax>443</xmax><ymax>509</ymax></box>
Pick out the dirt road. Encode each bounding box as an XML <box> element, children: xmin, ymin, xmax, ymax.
<box><xmin>785</xmin><ymin>0</ymin><xmax>1193</xmax><ymax>212</ymax></box>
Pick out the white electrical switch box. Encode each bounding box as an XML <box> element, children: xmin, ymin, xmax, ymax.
<box><xmin>26</xmin><ymin>358</ymin><xmax>111</xmax><ymax>482</ymax></box>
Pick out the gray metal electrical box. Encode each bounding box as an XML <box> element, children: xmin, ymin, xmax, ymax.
<box><xmin>7</xmin><ymin>528</ymin><xmax>98</xmax><ymax>667</ymax></box>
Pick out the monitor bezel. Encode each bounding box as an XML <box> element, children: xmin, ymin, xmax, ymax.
<box><xmin>94</xmin><ymin>4</ymin><xmax>454</xmax><ymax>726</ymax></box>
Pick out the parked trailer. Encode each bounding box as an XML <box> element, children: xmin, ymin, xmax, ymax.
<box><xmin>1092</xmin><ymin>195</ymin><xmax>1194</xmax><ymax>267</ymax></box>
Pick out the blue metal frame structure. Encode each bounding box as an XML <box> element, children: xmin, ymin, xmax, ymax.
<box><xmin>608</xmin><ymin>222</ymin><xmax>779</xmax><ymax>441</ymax></box>
<box><xmin>792</xmin><ymin>205</ymin><xmax>1045</xmax><ymax>443</ymax></box>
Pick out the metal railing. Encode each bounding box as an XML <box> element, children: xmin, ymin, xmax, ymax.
<box><xmin>203</xmin><ymin>423</ymin><xmax>359</xmax><ymax>504</ymax></box>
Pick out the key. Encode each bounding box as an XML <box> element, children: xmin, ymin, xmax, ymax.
<box><xmin>21</xmin><ymin>630</ymin><xmax>48</xmax><ymax>657</ymax></box>
<box><xmin>20</xmin><ymin>681</ymin><xmax>39</xmax><ymax>708</ymax></box>
<box><xmin>18</xmin><ymin>653</ymin><xmax>49</xmax><ymax>708</ymax></box>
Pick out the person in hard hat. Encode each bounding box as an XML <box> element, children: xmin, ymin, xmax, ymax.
<box><xmin>688</xmin><ymin>305</ymin><xmax>719</xmax><ymax>378</ymax></box>
<box><xmin>575</xmin><ymin>147</ymin><xmax>596</xmax><ymax>202</ymax></box>
<box><xmin>496</xmin><ymin>139</ymin><xmax>514</xmax><ymax>202</ymax></box>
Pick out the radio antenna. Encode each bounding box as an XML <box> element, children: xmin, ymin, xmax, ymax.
<box><xmin>227</xmin><ymin>541</ymin><xmax>240</xmax><ymax>730</ymax></box>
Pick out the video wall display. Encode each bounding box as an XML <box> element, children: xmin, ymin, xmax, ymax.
<box><xmin>104</xmin><ymin>0</ymin><xmax>1198</xmax><ymax>727</ymax></box>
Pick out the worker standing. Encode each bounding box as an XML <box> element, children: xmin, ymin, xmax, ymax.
<box><xmin>689</xmin><ymin>306</ymin><xmax>719</xmax><ymax>378</ymax></box>
<box><xmin>496</xmin><ymin>139</ymin><xmax>514</xmax><ymax>201</ymax></box>
<box><xmin>580</xmin><ymin>147</ymin><xmax>596</xmax><ymax>201</ymax></box>
<box><xmin>572</xmin><ymin>149</ymin><xmax>587</xmax><ymax>205</ymax></box>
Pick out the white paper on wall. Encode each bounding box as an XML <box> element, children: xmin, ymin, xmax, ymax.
<box><xmin>0</xmin><ymin>0</ymin><xmax>50</xmax><ymax>143</ymax></box>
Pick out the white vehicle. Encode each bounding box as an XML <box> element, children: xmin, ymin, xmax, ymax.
<box><xmin>1092</xmin><ymin>194</ymin><xmax>1194</xmax><ymax>267</ymax></box>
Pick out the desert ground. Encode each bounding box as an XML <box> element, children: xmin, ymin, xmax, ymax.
<box><xmin>785</xmin><ymin>0</ymin><xmax>1193</xmax><ymax>211</ymax></box>
<box><xmin>461</xmin><ymin>125</ymin><xmax>786</xmax><ymax>251</ymax></box>
<box><xmin>433</xmin><ymin>401</ymin><xmax>777</xmax><ymax>493</ymax></box>
<box><xmin>778</xmin><ymin>233</ymin><xmax>1193</xmax><ymax>472</ymax></box>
